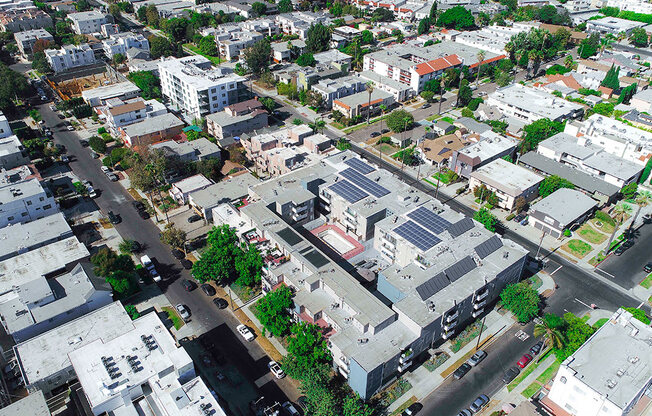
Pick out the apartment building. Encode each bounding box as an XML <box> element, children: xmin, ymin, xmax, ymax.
<box><xmin>159</xmin><ymin>56</ymin><xmax>247</xmax><ymax>119</ymax></box>
<box><xmin>99</xmin><ymin>97</ymin><xmax>167</xmax><ymax>135</ymax></box>
<box><xmin>14</xmin><ymin>28</ymin><xmax>53</xmax><ymax>57</ymax></box>
<box><xmin>0</xmin><ymin>391</ymin><xmax>49</xmax><ymax>416</ymax></box>
<box><xmin>454</xmin><ymin>23</ymin><xmax>533</xmax><ymax>55</ymax></box>
<box><xmin>206</xmin><ymin>98</ymin><xmax>269</xmax><ymax>140</ymax></box>
<box><xmin>333</xmin><ymin>90</ymin><xmax>395</xmax><ymax>119</ymax></box>
<box><xmin>150</xmin><ymin>137</ymin><xmax>221</xmax><ymax>162</ymax></box>
<box><xmin>45</xmin><ymin>44</ymin><xmax>96</xmax><ymax>73</ymax></box>
<box><xmin>486</xmin><ymin>84</ymin><xmax>584</xmax><ymax>123</ymax></box>
<box><xmin>449</xmin><ymin>131</ymin><xmax>518</xmax><ymax>179</ymax></box>
<box><xmin>276</xmin><ymin>11</ymin><xmax>331</xmax><ymax>39</ymax></box>
<box><xmin>216</xmin><ymin>28</ymin><xmax>264</xmax><ymax>61</ymax></box>
<box><xmin>0</xmin><ymin>135</ymin><xmax>29</xmax><ymax>170</ymax></box>
<box><xmin>224</xmin><ymin>152</ymin><xmax>528</xmax><ymax>399</ymax></box>
<box><xmin>0</xmin><ymin>212</ymin><xmax>73</xmax><ymax>261</ymax></box>
<box><xmin>586</xmin><ymin>16</ymin><xmax>645</xmax><ymax>35</ymax></box>
<box><xmin>272</xmin><ymin>39</ymin><xmax>306</xmax><ymax>62</ymax></box>
<box><xmin>67</xmin><ymin>11</ymin><xmax>109</xmax><ymax>34</ymax></box>
<box><xmin>0</xmin><ymin>111</ymin><xmax>10</xmax><ymax>139</ymax></box>
<box><xmin>0</xmin><ymin>178</ymin><xmax>58</xmax><ymax>228</ymax></box>
<box><xmin>102</xmin><ymin>32</ymin><xmax>149</xmax><ymax>58</ymax></box>
<box><xmin>565</xmin><ymin>115</ymin><xmax>652</xmax><ymax>166</ymax></box>
<box><xmin>546</xmin><ymin>308</ymin><xmax>652</xmax><ymax>416</ymax></box>
<box><xmin>528</xmin><ymin>188</ymin><xmax>597</xmax><ymax>237</ymax></box>
<box><xmin>82</xmin><ymin>81</ymin><xmax>141</xmax><ymax>107</ymax></box>
<box><xmin>537</xmin><ymin>132</ymin><xmax>642</xmax><ymax>187</ymax></box>
<box><xmin>0</xmin><ymin>9</ymin><xmax>52</xmax><ymax>31</ymax></box>
<box><xmin>312</xmin><ymin>75</ymin><xmax>367</xmax><ymax>109</ymax></box>
<box><xmin>469</xmin><ymin>159</ymin><xmax>544</xmax><ymax>211</ymax></box>
<box><xmin>120</xmin><ymin>112</ymin><xmax>185</xmax><ymax>147</ymax></box>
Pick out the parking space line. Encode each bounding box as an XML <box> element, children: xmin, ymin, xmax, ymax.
<box><xmin>550</xmin><ymin>265</ymin><xmax>562</xmax><ymax>275</ymax></box>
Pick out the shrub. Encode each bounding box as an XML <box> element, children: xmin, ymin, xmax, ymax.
<box><xmin>98</xmin><ymin>127</ymin><xmax>107</xmax><ymax>134</ymax></box>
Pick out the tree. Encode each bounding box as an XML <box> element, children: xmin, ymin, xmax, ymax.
<box><xmin>360</xmin><ymin>30</ymin><xmax>373</xmax><ymax>45</ymax></box>
<box><xmin>108</xmin><ymin>3</ymin><xmax>121</xmax><ymax>19</ymax></box>
<box><xmin>199</xmin><ymin>35</ymin><xmax>218</xmax><ymax>56</ymax></box>
<box><xmin>124</xmin><ymin>304</ymin><xmax>140</xmax><ymax>320</ymax></box>
<box><xmin>386</xmin><ymin>109</ymin><xmax>414</xmax><ymax>133</ymax></box>
<box><xmin>601</xmin><ymin>64</ymin><xmax>620</xmax><ymax>91</ymax></box>
<box><xmin>630</xmin><ymin>27</ymin><xmax>649</xmax><ymax>47</ymax></box>
<box><xmin>160</xmin><ymin>18</ymin><xmax>189</xmax><ymax>42</ymax></box>
<box><xmin>145</xmin><ymin>5</ymin><xmax>160</xmax><ymax>27</ymax></box>
<box><xmin>127</xmin><ymin>71</ymin><xmax>161</xmax><ymax>100</ymax></box>
<box><xmin>296</xmin><ymin>53</ymin><xmax>316</xmax><ymax>67</ymax></box>
<box><xmin>32</xmin><ymin>38</ymin><xmax>52</xmax><ymax>54</ymax></box>
<box><xmin>457</xmin><ymin>79</ymin><xmax>472</xmax><ymax>107</ymax></box>
<box><xmin>75</xmin><ymin>0</ymin><xmax>90</xmax><ymax>11</ymax></box>
<box><xmin>259</xmin><ymin>96</ymin><xmax>275</xmax><ymax>112</ymax></box>
<box><xmin>149</xmin><ymin>36</ymin><xmax>174</xmax><ymax>59</ymax></box>
<box><xmin>342</xmin><ymin>394</ymin><xmax>374</xmax><ymax>416</ymax></box>
<box><xmin>253</xmin><ymin>285</ymin><xmax>294</xmax><ymax>336</ymax></box>
<box><xmin>234</xmin><ymin>243</ymin><xmax>263</xmax><ymax>286</ymax></box>
<box><xmin>91</xmin><ymin>247</ymin><xmax>119</xmax><ymax>278</ymax></box>
<box><xmin>521</xmin><ymin>118</ymin><xmax>565</xmax><ymax>153</ymax></box>
<box><xmin>539</xmin><ymin>175</ymin><xmax>574</xmax><ymax>198</ymax></box>
<box><xmin>420</xmin><ymin>90</ymin><xmax>435</xmax><ymax>102</ymax></box>
<box><xmin>242</xmin><ymin>39</ymin><xmax>271</xmax><ymax>77</ymax></box>
<box><xmin>278</xmin><ymin>0</ymin><xmax>293</xmax><ymax>13</ymax></box>
<box><xmin>592</xmin><ymin>102</ymin><xmax>615</xmax><ymax>116</ymax></box>
<box><xmin>579</xmin><ymin>32</ymin><xmax>600</xmax><ymax>59</ymax></box>
<box><xmin>474</xmin><ymin>207</ymin><xmax>498</xmax><ymax>232</ymax></box>
<box><xmin>306</xmin><ymin>23</ymin><xmax>331</xmax><ymax>53</ymax></box>
<box><xmin>636</xmin><ymin>190</ymin><xmax>652</xmax><ymax>207</ymax></box>
<box><xmin>112</xmin><ymin>53</ymin><xmax>125</xmax><ymax>66</ymax></box>
<box><xmin>553</xmin><ymin>313</ymin><xmax>595</xmax><ymax>361</ymax></box>
<box><xmin>621</xmin><ymin>182</ymin><xmax>638</xmax><ymax>199</ymax></box>
<box><xmin>119</xmin><ymin>239</ymin><xmax>139</xmax><ymax>255</ymax></box>
<box><xmin>88</xmin><ymin>136</ymin><xmax>107</xmax><ymax>154</ymax></box>
<box><xmin>371</xmin><ymin>7</ymin><xmax>394</xmax><ymax>22</ymax></box>
<box><xmin>639</xmin><ymin>157</ymin><xmax>652</xmax><ymax>184</ymax></box>
<box><xmin>624</xmin><ymin>307</ymin><xmax>651</xmax><ymax>325</ymax></box>
<box><xmin>31</xmin><ymin>51</ymin><xmax>52</xmax><ymax>74</ymax></box>
<box><xmin>365</xmin><ymin>81</ymin><xmax>374</xmax><ymax>124</ymax></box>
<box><xmin>534</xmin><ymin>315</ymin><xmax>565</xmax><ymax>349</ymax></box>
<box><xmin>194</xmin><ymin>158</ymin><xmax>223</xmax><ymax>181</ymax></box>
<box><xmin>612</xmin><ymin>201</ymin><xmax>633</xmax><ymax>223</ymax></box>
<box><xmin>160</xmin><ymin>223</ymin><xmax>187</xmax><ymax>248</ymax></box>
<box><xmin>335</xmin><ymin>138</ymin><xmax>351</xmax><ymax>150</ymax></box>
<box><xmin>437</xmin><ymin>6</ymin><xmax>474</xmax><ymax>30</ymax></box>
<box><xmin>417</xmin><ymin>18</ymin><xmax>431</xmax><ymax>35</ymax></box>
<box><xmin>429</xmin><ymin>0</ymin><xmax>437</xmax><ymax>19</ymax></box>
<box><xmin>475</xmin><ymin>50</ymin><xmax>486</xmax><ymax>88</ymax></box>
<box><xmin>500</xmin><ymin>282</ymin><xmax>540</xmax><ymax>323</ymax></box>
<box><xmin>618</xmin><ymin>83</ymin><xmax>637</xmax><ymax>104</ymax></box>
<box><xmin>514</xmin><ymin>196</ymin><xmax>527</xmax><ymax>213</ymax></box>
<box><xmin>285</xmin><ymin>322</ymin><xmax>332</xmax><ymax>373</ymax></box>
<box><xmin>251</xmin><ymin>1</ymin><xmax>267</xmax><ymax>16</ymax></box>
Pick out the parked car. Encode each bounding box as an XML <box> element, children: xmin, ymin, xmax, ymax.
<box><xmin>421</xmin><ymin>103</ymin><xmax>431</xmax><ymax>109</ymax></box>
<box><xmin>517</xmin><ymin>354</ymin><xmax>533</xmax><ymax>368</ymax></box>
<box><xmin>237</xmin><ymin>324</ymin><xmax>255</xmax><ymax>341</ymax></box>
<box><xmin>268</xmin><ymin>360</ymin><xmax>285</xmax><ymax>379</ymax></box>
<box><xmin>453</xmin><ymin>363</ymin><xmax>472</xmax><ymax>379</ymax></box>
<box><xmin>187</xmin><ymin>214</ymin><xmax>202</xmax><ymax>223</ymax></box>
<box><xmin>467</xmin><ymin>350</ymin><xmax>487</xmax><ymax>367</ymax></box>
<box><xmin>213</xmin><ymin>297</ymin><xmax>228</xmax><ymax>309</ymax></box>
<box><xmin>514</xmin><ymin>213</ymin><xmax>526</xmax><ymax>223</ymax></box>
<box><xmin>132</xmin><ymin>201</ymin><xmax>145</xmax><ymax>211</ymax></box>
<box><xmin>107</xmin><ymin>172</ymin><xmax>118</xmax><ymax>181</ymax></box>
<box><xmin>282</xmin><ymin>402</ymin><xmax>301</xmax><ymax>416</ymax></box>
<box><xmin>457</xmin><ymin>410</ymin><xmax>472</xmax><ymax>416</ymax></box>
<box><xmin>469</xmin><ymin>395</ymin><xmax>489</xmax><ymax>413</ymax></box>
<box><xmin>614</xmin><ymin>244</ymin><xmax>628</xmax><ymax>256</ymax></box>
<box><xmin>402</xmin><ymin>402</ymin><xmax>423</xmax><ymax>416</ymax></box>
<box><xmin>181</xmin><ymin>279</ymin><xmax>196</xmax><ymax>292</ymax></box>
<box><xmin>201</xmin><ymin>284</ymin><xmax>216</xmax><ymax>296</ymax></box>
<box><xmin>101</xmin><ymin>166</ymin><xmax>110</xmax><ymax>173</ymax></box>
<box><xmin>87</xmin><ymin>186</ymin><xmax>97</xmax><ymax>198</ymax></box>
<box><xmin>381</xmin><ymin>128</ymin><xmax>390</xmax><ymax>134</ymax></box>
<box><xmin>49</xmin><ymin>104</ymin><xmax>56</xmax><ymax>111</ymax></box>
<box><xmin>67</xmin><ymin>125</ymin><xmax>75</xmax><ymax>131</ymax></box>
<box><xmin>107</xmin><ymin>211</ymin><xmax>120</xmax><ymax>224</ymax></box>
<box><xmin>176</xmin><ymin>304</ymin><xmax>190</xmax><ymax>322</ymax></box>
<box><xmin>180</xmin><ymin>259</ymin><xmax>193</xmax><ymax>269</ymax></box>
<box><xmin>60</xmin><ymin>155</ymin><xmax>69</xmax><ymax>163</ymax></box>
<box><xmin>519</xmin><ymin>217</ymin><xmax>529</xmax><ymax>226</ymax></box>
<box><xmin>370</xmin><ymin>131</ymin><xmax>380</xmax><ymax>138</ymax></box>
<box><xmin>80</xmin><ymin>139</ymin><xmax>89</xmax><ymax>147</ymax></box>
<box><xmin>171</xmin><ymin>249</ymin><xmax>184</xmax><ymax>259</ymax></box>
<box><xmin>91</xmin><ymin>151</ymin><xmax>99</xmax><ymax>159</ymax></box>
<box><xmin>140</xmin><ymin>255</ymin><xmax>160</xmax><ymax>282</ymax></box>
<box><xmin>644</xmin><ymin>262</ymin><xmax>652</xmax><ymax>273</ymax></box>
<box><xmin>530</xmin><ymin>341</ymin><xmax>544</xmax><ymax>356</ymax></box>
<box><xmin>502</xmin><ymin>366</ymin><xmax>520</xmax><ymax>383</ymax></box>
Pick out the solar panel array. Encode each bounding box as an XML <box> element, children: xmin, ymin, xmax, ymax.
<box><xmin>407</xmin><ymin>207</ymin><xmax>452</xmax><ymax>235</ymax></box>
<box><xmin>393</xmin><ymin>220</ymin><xmax>441</xmax><ymax>251</ymax></box>
<box><xmin>445</xmin><ymin>256</ymin><xmax>477</xmax><ymax>282</ymax></box>
<box><xmin>329</xmin><ymin>180</ymin><xmax>368</xmax><ymax>203</ymax></box>
<box><xmin>339</xmin><ymin>168</ymin><xmax>390</xmax><ymax>198</ymax></box>
<box><xmin>344</xmin><ymin>158</ymin><xmax>375</xmax><ymax>174</ymax></box>
<box><xmin>447</xmin><ymin>218</ymin><xmax>475</xmax><ymax>238</ymax></box>
<box><xmin>475</xmin><ymin>236</ymin><xmax>503</xmax><ymax>259</ymax></box>
<box><xmin>415</xmin><ymin>273</ymin><xmax>450</xmax><ymax>301</ymax></box>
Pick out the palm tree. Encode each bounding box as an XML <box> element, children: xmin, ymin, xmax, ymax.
<box><xmin>636</xmin><ymin>191</ymin><xmax>652</xmax><ymax>207</ymax></box>
<box><xmin>365</xmin><ymin>81</ymin><xmax>374</xmax><ymax>124</ymax></box>
<box><xmin>604</xmin><ymin>202</ymin><xmax>633</xmax><ymax>255</ymax></box>
<box><xmin>534</xmin><ymin>320</ymin><xmax>565</xmax><ymax>350</ymax></box>
<box><xmin>564</xmin><ymin>54</ymin><xmax>573</xmax><ymax>69</ymax></box>
<box><xmin>475</xmin><ymin>50</ymin><xmax>486</xmax><ymax>89</ymax></box>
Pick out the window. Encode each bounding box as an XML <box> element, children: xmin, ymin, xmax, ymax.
<box><xmin>43</xmin><ymin>204</ymin><xmax>52</xmax><ymax>210</ymax></box>
<box><xmin>26</xmin><ymin>200</ymin><xmax>32</xmax><ymax>205</ymax></box>
<box><xmin>39</xmin><ymin>196</ymin><xmax>44</xmax><ymax>201</ymax></box>
<box><xmin>7</xmin><ymin>216</ymin><xmax>13</xmax><ymax>221</ymax></box>
<box><xmin>21</xmin><ymin>212</ymin><xmax>27</xmax><ymax>217</ymax></box>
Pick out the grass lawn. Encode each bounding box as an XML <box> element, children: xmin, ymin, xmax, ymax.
<box><xmin>423</xmin><ymin>178</ymin><xmax>437</xmax><ymax>187</ymax></box>
<box><xmin>231</xmin><ymin>283</ymin><xmax>261</xmax><ymax>303</ymax></box>
<box><xmin>593</xmin><ymin>318</ymin><xmax>609</xmax><ymax>328</ymax></box>
<box><xmin>330</xmin><ymin>121</ymin><xmax>345</xmax><ymax>129</ymax></box>
<box><xmin>183</xmin><ymin>43</ymin><xmax>223</xmax><ymax>66</ymax></box>
<box><xmin>162</xmin><ymin>306</ymin><xmax>184</xmax><ymax>330</ymax></box>
<box><xmin>536</xmin><ymin>360</ymin><xmax>561</xmax><ymax>385</ymax></box>
<box><xmin>589</xmin><ymin>217</ymin><xmax>615</xmax><ymax>234</ymax></box>
<box><xmin>432</xmin><ymin>169</ymin><xmax>458</xmax><ymax>185</ymax></box>
<box><xmin>640</xmin><ymin>273</ymin><xmax>652</xmax><ymax>289</ymax></box>
<box><xmin>426</xmin><ymin>114</ymin><xmax>441</xmax><ymax>122</ymax></box>
<box><xmin>528</xmin><ymin>275</ymin><xmax>543</xmax><ymax>291</ymax></box>
<box><xmin>341</xmin><ymin>115</ymin><xmax>389</xmax><ymax>134</ymax></box>
<box><xmin>561</xmin><ymin>239</ymin><xmax>593</xmax><ymax>259</ymax></box>
<box><xmin>373</xmin><ymin>143</ymin><xmax>399</xmax><ymax>155</ymax></box>
<box><xmin>507</xmin><ymin>359</ymin><xmax>541</xmax><ymax>392</ymax></box>
<box><xmin>441</xmin><ymin>116</ymin><xmax>455</xmax><ymax>124</ymax></box>
<box><xmin>577</xmin><ymin>225</ymin><xmax>607</xmax><ymax>244</ymax></box>
<box><xmin>522</xmin><ymin>382</ymin><xmax>542</xmax><ymax>398</ymax></box>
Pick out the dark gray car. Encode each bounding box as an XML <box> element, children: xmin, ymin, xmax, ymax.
<box><xmin>469</xmin><ymin>395</ymin><xmax>489</xmax><ymax>413</ymax></box>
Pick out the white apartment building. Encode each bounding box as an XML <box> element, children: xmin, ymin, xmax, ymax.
<box><xmin>99</xmin><ymin>97</ymin><xmax>167</xmax><ymax>135</ymax></box>
<box><xmin>102</xmin><ymin>32</ymin><xmax>149</xmax><ymax>59</ymax></box>
<box><xmin>216</xmin><ymin>29</ymin><xmax>263</xmax><ymax>61</ymax></box>
<box><xmin>45</xmin><ymin>43</ymin><xmax>96</xmax><ymax>73</ymax></box>
<box><xmin>67</xmin><ymin>11</ymin><xmax>109</xmax><ymax>34</ymax></box>
<box><xmin>565</xmin><ymin>114</ymin><xmax>652</xmax><ymax>166</ymax></box>
<box><xmin>0</xmin><ymin>111</ymin><xmax>12</xmax><ymax>138</ymax></box>
<box><xmin>14</xmin><ymin>28</ymin><xmax>53</xmax><ymax>57</ymax></box>
<box><xmin>606</xmin><ymin>0</ymin><xmax>652</xmax><ymax>13</ymax></box>
<box><xmin>158</xmin><ymin>55</ymin><xmax>247</xmax><ymax>119</ymax></box>
<box><xmin>0</xmin><ymin>135</ymin><xmax>29</xmax><ymax>170</ymax></box>
<box><xmin>312</xmin><ymin>75</ymin><xmax>367</xmax><ymax>109</ymax></box>
<box><xmin>276</xmin><ymin>11</ymin><xmax>330</xmax><ymax>39</ymax></box>
<box><xmin>454</xmin><ymin>23</ymin><xmax>534</xmax><ymax>56</ymax></box>
<box><xmin>486</xmin><ymin>84</ymin><xmax>584</xmax><ymax>123</ymax></box>
<box><xmin>0</xmin><ymin>178</ymin><xmax>58</xmax><ymax>228</ymax></box>
<box><xmin>546</xmin><ymin>308</ymin><xmax>652</xmax><ymax>416</ymax></box>
<box><xmin>69</xmin><ymin>311</ymin><xmax>226</xmax><ymax>416</ymax></box>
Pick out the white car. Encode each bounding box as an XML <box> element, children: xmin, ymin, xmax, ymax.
<box><xmin>87</xmin><ymin>186</ymin><xmax>97</xmax><ymax>198</ymax></box>
<box><xmin>236</xmin><ymin>324</ymin><xmax>255</xmax><ymax>342</ymax></box>
<box><xmin>101</xmin><ymin>166</ymin><xmax>111</xmax><ymax>173</ymax></box>
<box><xmin>67</xmin><ymin>125</ymin><xmax>74</xmax><ymax>131</ymax></box>
<box><xmin>140</xmin><ymin>255</ymin><xmax>161</xmax><ymax>282</ymax></box>
<box><xmin>268</xmin><ymin>360</ymin><xmax>285</xmax><ymax>379</ymax></box>
<box><xmin>175</xmin><ymin>304</ymin><xmax>190</xmax><ymax>322</ymax></box>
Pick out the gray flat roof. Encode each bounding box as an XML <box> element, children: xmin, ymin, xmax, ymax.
<box><xmin>582</xmin><ymin>151</ymin><xmax>643</xmax><ymax>181</ymax></box>
<box><xmin>82</xmin><ymin>82</ymin><xmax>140</xmax><ymax>102</ymax></box>
<box><xmin>122</xmin><ymin>113</ymin><xmax>184</xmax><ymax>137</ymax></box>
<box><xmin>0</xmin><ymin>212</ymin><xmax>72</xmax><ymax>259</ymax></box>
<box><xmin>189</xmin><ymin>173</ymin><xmax>259</xmax><ymax>209</ymax></box>
<box><xmin>0</xmin><ymin>177</ymin><xmax>47</xmax><ymax>204</ymax></box>
<box><xmin>530</xmin><ymin>188</ymin><xmax>597</xmax><ymax>226</ymax></box>
<box><xmin>539</xmin><ymin>132</ymin><xmax>601</xmax><ymax>161</ymax></box>
<box><xmin>0</xmin><ymin>390</ymin><xmax>49</xmax><ymax>416</ymax></box>
<box><xmin>470</xmin><ymin>158</ymin><xmax>543</xmax><ymax>196</ymax></box>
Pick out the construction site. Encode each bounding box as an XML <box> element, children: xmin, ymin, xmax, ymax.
<box><xmin>46</xmin><ymin>63</ymin><xmax>127</xmax><ymax>100</ymax></box>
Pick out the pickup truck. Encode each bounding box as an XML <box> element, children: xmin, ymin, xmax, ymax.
<box><xmin>140</xmin><ymin>255</ymin><xmax>161</xmax><ymax>282</ymax></box>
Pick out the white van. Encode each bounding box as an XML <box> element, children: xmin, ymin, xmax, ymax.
<box><xmin>140</xmin><ymin>255</ymin><xmax>161</xmax><ymax>282</ymax></box>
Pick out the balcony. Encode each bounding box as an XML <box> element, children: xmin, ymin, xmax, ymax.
<box><xmin>472</xmin><ymin>309</ymin><xmax>484</xmax><ymax>318</ymax></box>
<box><xmin>292</xmin><ymin>204</ymin><xmax>308</xmax><ymax>214</ymax></box>
<box><xmin>381</xmin><ymin>237</ymin><xmax>396</xmax><ymax>250</ymax></box>
<box><xmin>475</xmin><ymin>290</ymin><xmax>489</xmax><ymax>303</ymax></box>
<box><xmin>344</xmin><ymin>217</ymin><xmax>357</xmax><ymax>229</ymax></box>
<box><xmin>319</xmin><ymin>192</ymin><xmax>331</xmax><ymax>202</ymax></box>
<box><xmin>338</xmin><ymin>366</ymin><xmax>349</xmax><ymax>379</ymax></box>
<box><xmin>443</xmin><ymin>320</ymin><xmax>457</xmax><ymax>332</ymax></box>
<box><xmin>399</xmin><ymin>349</ymin><xmax>413</xmax><ymax>364</ymax></box>
<box><xmin>473</xmin><ymin>300</ymin><xmax>487</xmax><ymax>310</ymax></box>
<box><xmin>398</xmin><ymin>361</ymin><xmax>412</xmax><ymax>372</ymax></box>
<box><xmin>445</xmin><ymin>311</ymin><xmax>459</xmax><ymax>323</ymax></box>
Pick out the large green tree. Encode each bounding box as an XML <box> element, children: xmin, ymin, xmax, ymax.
<box><xmin>520</xmin><ymin>118</ymin><xmax>565</xmax><ymax>153</ymax></box>
<box><xmin>579</xmin><ymin>33</ymin><xmax>600</xmax><ymax>59</ymax></box>
<box><xmin>306</xmin><ymin>23</ymin><xmax>332</xmax><ymax>53</ymax></box>
<box><xmin>199</xmin><ymin>35</ymin><xmax>218</xmax><ymax>56</ymax></box>
<box><xmin>630</xmin><ymin>27</ymin><xmax>649</xmax><ymax>47</ymax></box>
<box><xmin>159</xmin><ymin>223</ymin><xmax>187</xmax><ymax>248</ymax></box>
<box><xmin>457</xmin><ymin>79</ymin><xmax>472</xmax><ymax>107</ymax></box>
<box><xmin>253</xmin><ymin>286</ymin><xmax>294</xmax><ymax>336</ymax></box>
<box><xmin>473</xmin><ymin>207</ymin><xmax>498</xmax><ymax>232</ymax></box>
<box><xmin>127</xmin><ymin>71</ymin><xmax>161</xmax><ymax>100</ymax></box>
<box><xmin>386</xmin><ymin>109</ymin><xmax>414</xmax><ymax>133</ymax></box>
<box><xmin>282</xmin><ymin>322</ymin><xmax>332</xmax><ymax>375</ymax></box>
<box><xmin>539</xmin><ymin>175</ymin><xmax>574</xmax><ymax>198</ymax></box>
<box><xmin>553</xmin><ymin>313</ymin><xmax>595</xmax><ymax>361</ymax></box>
<box><xmin>601</xmin><ymin>64</ymin><xmax>620</xmax><ymax>90</ymax></box>
<box><xmin>500</xmin><ymin>282</ymin><xmax>540</xmax><ymax>323</ymax></box>
<box><xmin>242</xmin><ymin>38</ymin><xmax>271</xmax><ymax>76</ymax></box>
<box><xmin>149</xmin><ymin>36</ymin><xmax>175</xmax><ymax>59</ymax></box>
<box><xmin>278</xmin><ymin>0</ymin><xmax>293</xmax><ymax>13</ymax></box>
<box><xmin>437</xmin><ymin>6</ymin><xmax>474</xmax><ymax>30</ymax></box>
<box><xmin>251</xmin><ymin>1</ymin><xmax>267</xmax><ymax>16</ymax></box>
<box><xmin>234</xmin><ymin>243</ymin><xmax>263</xmax><ymax>286</ymax></box>
<box><xmin>31</xmin><ymin>51</ymin><xmax>52</xmax><ymax>74</ymax></box>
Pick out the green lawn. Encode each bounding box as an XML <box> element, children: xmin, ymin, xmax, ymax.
<box><xmin>441</xmin><ymin>116</ymin><xmax>455</xmax><ymax>124</ymax></box>
<box><xmin>536</xmin><ymin>360</ymin><xmax>561</xmax><ymax>385</ymax></box>
<box><xmin>590</xmin><ymin>217</ymin><xmax>615</xmax><ymax>234</ymax></box>
<box><xmin>423</xmin><ymin>178</ymin><xmax>437</xmax><ymax>187</ymax></box>
<box><xmin>183</xmin><ymin>43</ymin><xmax>224</xmax><ymax>66</ymax></box>
<box><xmin>593</xmin><ymin>318</ymin><xmax>609</xmax><ymax>328</ymax></box>
<box><xmin>577</xmin><ymin>225</ymin><xmax>607</xmax><ymax>244</ymax></box>
<box><xmin>522</xmin><ymin>382</ymin><xmax>542</xmax><ymax>398</ymax></box>
<box><xmin>640</xmin><ymin>273</ymin><xmax>652</xmax><ymax>289</ymax></box>
<box><xmin>426</xmin><ymin>114</ymin><xmax>441</xmax><ymax>122</ymax></box>
<box><xmin>162</xmin><ymin>306</ymin><xmax>184</xmax><ymax>330</ymax></box>
<box><xmin>561</xmin><ymin>239</ymin><xmax>593</xmax><ymax>258</ymax></box>
<box><xmin>432</xmin><ymin>169</ymin><xmax>458</xmax><ymax>185</ymax></box>
<box><xmin>507</xmin><ymin>360</ymin><xmax>541</xmax><ymax>392</ymax></box>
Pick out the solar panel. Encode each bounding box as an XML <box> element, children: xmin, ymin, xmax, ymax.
<box><xmin>393</xmin><ymin>220</ymin><xmax>441</xmax><ymax>251</ymax></box>
<box><xmin>415</xmin><ymin>273</ymin><xmax>450</xmax><ymax>301</ymax></box>
<box><xmin>445</xmin><ymin>256</ymin><xmax>477</xmax><ymax>282</ymax></box>
<box><xmin>447</xmin><ymin>218</ymin><xmax>475</xmax><ymax>238</ymax></box>
<box><xmin>475</xmin><ymin>236</ymin><xmax>503</xmax><ymax>259</ymax></box>
<box><xmin>344</xmin><ymin>158</ymin><xmax>375</xmax><ymax>174</ymax></box>
<box><xmin>339</xmin><ymin>168</ymin><xmax>390</xmax><ymax>198</ymax></box>
<box><xmin>329</xmin><ymin>180</ymin><xmax>368</xmax><ymax>203</ymax></box>
<box><xmin>407</xmin><ymin>207</ymin><xmax>452</xmax><ymax>235</ymax></box>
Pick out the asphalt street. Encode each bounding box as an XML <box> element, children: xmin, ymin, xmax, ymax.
<box><xmin>37</xmin><ymin>104</ymin><xmax>294</xmax><ymax>413</ymax></box>
<box><xmin>597</xmin><ymin>220</ymin><xmax>652</xmax><ymax>290</ymax></box>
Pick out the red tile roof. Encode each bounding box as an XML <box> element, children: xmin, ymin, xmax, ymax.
<box><xmin>414</xmin><ymin>54</ymin><xmax>462</xmax><ymax>76</ymax></box>
<box><xmin>545</xmin><ymin>73</ymin><xmax>582</xmax><ymax>91</ymax></box>
<box><xmin>469</xmin><ymin>54</ymin><xmax>506</xmax><ymax>69</ymax></box>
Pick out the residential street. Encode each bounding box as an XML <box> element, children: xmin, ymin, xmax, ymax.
<box><xmin>597</xmin><ymin>220</ymin><xmax>652</xmax><ymax>290</ymax></box>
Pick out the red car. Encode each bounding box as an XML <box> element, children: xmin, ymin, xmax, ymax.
<box><xmin>517</xmin><ymin>354</ymin><xmax>533</xmax><ymax>368</ymax></box>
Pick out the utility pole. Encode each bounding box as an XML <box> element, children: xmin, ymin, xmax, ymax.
<box><xmin>535</xmin><ymin>230</ymin><xmax>546</xmax><ymax>260</ymax></box>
